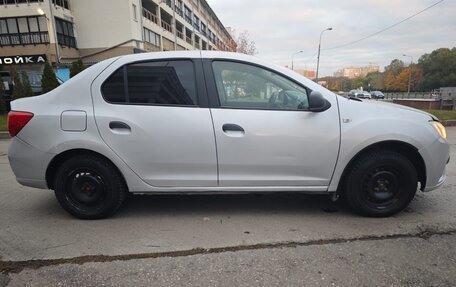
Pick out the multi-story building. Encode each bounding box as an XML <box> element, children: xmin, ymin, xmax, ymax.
<box><xmin>334</xmin><ymin>65</ymin><xmax>379</xmax><ymax>79</ymax></box>
<box><xmin>0</xmin><ymin>0</ymin><xmax>236</xmax><ymax>84</ymax></box>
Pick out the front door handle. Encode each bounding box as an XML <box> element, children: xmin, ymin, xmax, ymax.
<box><xmin>222</xmin><ymin>123</ymin><xmax>245</xmax><ymax>137</ymax></box>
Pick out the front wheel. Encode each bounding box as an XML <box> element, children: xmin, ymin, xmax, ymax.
<box><xmin>345</xmin><ymin>151</ymin><xmax>418</xmax><ymax>217</ymax></box>
<box><xmin>54</xmin><ymin>155</ymin><xmax>127</xmax><ymax>219</ymax></box>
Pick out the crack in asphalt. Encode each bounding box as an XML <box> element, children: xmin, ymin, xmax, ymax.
<box><xmin>0</xmin><ymin>228</ymin><xmax>454</xmax><ymax>275</ymax></box>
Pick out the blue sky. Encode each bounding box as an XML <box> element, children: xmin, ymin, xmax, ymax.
<box><xmin>206</xmin><ymin>0</ymin><xmax>455</xmax><ymax>76</ymax></box>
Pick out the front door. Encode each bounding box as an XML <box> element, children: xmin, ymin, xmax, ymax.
<box><xmin>207</xmin><ymin>60</ymin><xmax>340</xmax><ymax>188</ymax></box>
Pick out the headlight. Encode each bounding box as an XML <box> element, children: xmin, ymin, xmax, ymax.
<box><xmin>431</xmin><ymin>121</ymin><xmax>446</xmax><ymax>139</ymax></box>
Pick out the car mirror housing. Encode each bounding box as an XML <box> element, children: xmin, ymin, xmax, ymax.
<box><xmin>308</xmin><ymin>91</ymin><xmax>331</xmax><ymax>112</ymax></box>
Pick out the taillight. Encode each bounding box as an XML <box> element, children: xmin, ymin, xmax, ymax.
<box><xmin>8</xmin><ymin>111</ymin><xmax>34</xmax><ymax>137</ymax></box>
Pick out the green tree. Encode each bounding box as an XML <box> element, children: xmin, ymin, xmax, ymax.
<box><xmin>411</xmin><ymin>65</ymin><xmax>424</xmax><ymax>91</ymax></box>
<box><xmin>418</xmin><ymin>47</ymin><xmax>456</xmax><ymax>90</ymax></box>
<box><xmin>366</xmin><ymin>72</ymin><xmax>384</xmax><ymax>91</ymax></box>
<box><xmin>20</xmin><ymin>71</ymin><xmax>34</xmax><ymax>98</ymax></box>
<box><xmin>0</xmin><ymin>77</ymin><xmax>5</xmax><ymax>113</ymax></box>
<box><xmin>351</xmin><ymin>77</ymin><xmax>365</xmax><ymax>90</ymax></box>
<box><xmin>394</xmin><ymin>69</ymin><xmax>410</xmax><ymax>92</ymax></box>
<box><xmin>70</xmin><ymin>59</ymin><xmax>85</xmax><ymax>78</ymax></box>
<box><xmin>41</xmin><ymin>62</ymin><xmax>59</xmax><ymax>93</ymax></box>
<box><xmin>384</xmin><ymin>59</ymin><xmax>405</xmax><ymax>76</ymax></box>
<box><xmin>11</xmin><ymin>67</ymin><xmax>24</xmax><ymax>100</ymax></box>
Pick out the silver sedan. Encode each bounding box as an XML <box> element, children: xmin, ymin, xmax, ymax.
<box><xmin>7</xmin><ymin>51</ymin><xmax>449</xmax><ymax>219</ymax></box>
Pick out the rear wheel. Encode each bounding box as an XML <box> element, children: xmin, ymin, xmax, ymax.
<box><xmin>345</xmin><ymin>151</ymin><xmax>418</xmax><ymax>217</ymax></box>
<box><xmin>54</xmin><ymin>155</ymin><xmax>127</xmax><ymax>219</ymax></box>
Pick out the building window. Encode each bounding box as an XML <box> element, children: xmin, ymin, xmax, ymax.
<box><xmin>184</xmin><ymin>5</ymin><xmax>192</xmax><ymax>24</ymax></box>
<box><xmin>132</xmin><ymin>4</ymin><xmax>137</xmax><ymax>20</ymax></box>
<box><xmin>201</xmin><ymin>22</ymin><xmax>206</xmax><ymax>36</ymax></box>
<box><xmin>55</xmin><ymin>17</ymin><xmax>76</xmax><ymax>48</ymax></box>
<box><xmin>175</xmin><ymin>0</ymin><xmax>183</xmax><ymax>17</ymax></box>
<box><xmin>192</xmin><ymin>15</ymin><xmax>200</xmax><ymax>31</ymax></box>
<box><xmin>52</xmin><ymin>0</ymin><xmax>70</xmax><ymax>10</ymax></box>
<box><xmin>0</xmin><ymin>16</ymin><xmax>49</xmax><ymax>46</ymax></box>
<box><xmin>208</xmin><ymin>29</ymin><xmax>214</xmax><ymax>43</ymax></box>
<box><xmin>5</xmin><ymin>0</ymin><xmax>44</xmax><ymax>4</ymax></box>
<box><xmin>143</xmin><ymin>27</ymin><xmax>160</xmax><ymax>47</ymax></box>
<box><xmin>102</xmin><ymin>60</ymin><xmax>197</xmax><ymax>106</ymax></box>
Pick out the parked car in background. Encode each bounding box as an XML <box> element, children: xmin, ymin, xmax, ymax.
<box><xmin>360</xmin><ymin>91</ymin><xmax>372</xmax><ymax>99</ymax></box>
<box><xmin>348</xmin><ymin>89</ymin><xmax>362</xmax><ymax>98</ymax></box>
<box><xmin>371</xmin><ymin>91</ymin><xmax>385</xmax><ymax>99</ymax></box>
<box><xmin>348</xmin><ymin>89</ymin><xmax>371</xmax><ymax>99</ymax></box>
<box><xmin>7</xmin><ymin>51</ymin><xmax>450</xmax><ymax>219</ymax></box>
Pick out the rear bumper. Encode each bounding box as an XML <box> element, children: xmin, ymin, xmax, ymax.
<box><xmin>8</xmin><ymin>137</ymin><xmax>54</xmax><ymax>189</ymax></box>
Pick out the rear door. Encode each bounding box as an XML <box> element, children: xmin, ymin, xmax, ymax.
<box><xmin>91</xmin><ymin>58</ymin><xmax>217</xmax><ymax>187</ymax></box>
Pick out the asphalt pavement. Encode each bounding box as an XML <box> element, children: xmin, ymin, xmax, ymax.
<box><xmin>1</xmin><ymin>128</ymin><xmax>456</xmax><ymax>286</ymax></box>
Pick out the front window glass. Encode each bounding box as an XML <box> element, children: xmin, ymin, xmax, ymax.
<box><xmin>212</xmin><ymin>61</ymin><xmax>309</xmax><ymax>110</ymax></box>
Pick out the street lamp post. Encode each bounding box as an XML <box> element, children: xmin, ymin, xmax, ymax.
<box><xmin>403</xmin><ymin>54</ymin><xmax>413</xmax><ymax>97</ymax></box>
<box><xmin>291</xmin><ymin>50</ymin><xmax>303</xmax><ymax>71</ymax></box>
<box><xmin>315</xmin><ymin>27</ymin><xmax>332</xmax><ymax>81</ymax></box>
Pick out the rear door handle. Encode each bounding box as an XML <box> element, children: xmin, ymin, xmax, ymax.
<box><xmin>222</xmin><ymin>124</ymin><xmax>245</xmax><ymax>137</ymax></box>
<box><xmin>109</xmin><ymin>121</ymin><xmax>131</xmax><ymax>134</ymax></box>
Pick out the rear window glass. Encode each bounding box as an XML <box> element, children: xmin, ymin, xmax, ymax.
<box><xmin>101</xmin><ymin>60</ymin><xmax>197</xmax><ymax>106</ymax></box>
<box><xmin>101</xmin><ymin>68</ymin><xmax>125</xmax><ymax>103</ymax></box>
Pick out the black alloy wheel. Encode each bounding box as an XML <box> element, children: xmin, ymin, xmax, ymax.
<box><xmin>54</xmin><ymin>155</ymin><xmax>127</xmax><ymax>219</ymax></box>
<box><xmin>345</xmin><ymin>151</ymin><xmax>418</xmax><ymax>217</ymax></box>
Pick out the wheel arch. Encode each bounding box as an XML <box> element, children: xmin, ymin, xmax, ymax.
<box><xmin>336</xmin><ymin>140</ymin><xmax>427</xmax><ymax>193</ymax></box>
<box><xmin>46</xmin><ymin>149</ymin><xmax>128</xmax><ymax>191</ymax></box>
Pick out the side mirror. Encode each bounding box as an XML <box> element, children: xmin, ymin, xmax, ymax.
<box><xmin>308</xmin><ymin>91</ymin><xmax>331</xmax><ymax>112</ymax></box>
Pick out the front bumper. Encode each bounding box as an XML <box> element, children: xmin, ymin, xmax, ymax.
<box><xmin>420</xmin><ymin>137</ymin><xmax>450</xmax><ymax>192</ymax></box>
<box><xmin>424</xmin><ymin>168</ymin><xmax>447</xmax><ymax>192</ymax></box>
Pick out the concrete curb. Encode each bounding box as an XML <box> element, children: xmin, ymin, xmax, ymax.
<box><xmin>0</xmin><ymin>132</ymin><xmax>10</xmax><ymax>140</ymax></box>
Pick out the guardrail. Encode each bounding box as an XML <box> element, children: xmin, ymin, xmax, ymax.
<box><xmin>383</xmin><ymin>92</ymin><xmax>441</xmax><ymax>100</ymax></box>
<box><xmin>382</xmin><ymin>92</ymin><xmax>455</xmax><ymax>110</ymax></box>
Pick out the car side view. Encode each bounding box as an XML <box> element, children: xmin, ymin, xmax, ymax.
<box><xmin>8</xmin><ymin>51</ymin><xmax>449</xmax><ymax>219</ymax></box>
<box><xmin>371</xmin><ymin>91</ymin><xmax>385</xmax><ymax>99</ymax></box>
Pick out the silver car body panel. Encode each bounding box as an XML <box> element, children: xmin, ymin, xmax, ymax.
<box><xmin>8</xmin><ymin>51</ymin><xmax>449</xmax><ymax>195</ymax></box>
<box><xmin>328</xmin><ymin>98</ymin><xmax>449</xmax><ymax>192</ymax></box>
<box><xmin>210</xmin><ymin>109</ymin><xmax>340</xmax><ymax>187</ymax></box>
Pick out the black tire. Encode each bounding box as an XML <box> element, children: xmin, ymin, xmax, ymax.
<box><xmin>345</xmin><ymin>151</ymin><xmax>418</xmax><ymax>217</ymax></box>
<box><xmin>54</xmin><ymin>154</ymin><xmax>127</xmax><ymax>219</ymax></box>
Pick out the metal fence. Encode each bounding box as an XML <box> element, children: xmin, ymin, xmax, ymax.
<box><xmin>383</xmin><ymin>92</ymin><xmax>441</xmax><ymax>100</ymax></box>
<box><xmin>383</xmin><ymin>92</ymin><xmax>456</xmax><ymax>110</ymax></box>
